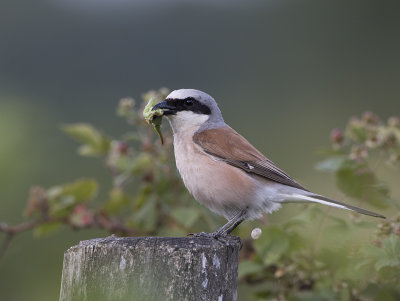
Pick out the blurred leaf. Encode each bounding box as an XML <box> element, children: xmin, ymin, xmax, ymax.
<box><xmin>326</xmin><ymin>215</ymin><xmax>349</xmax><ymax>232</ymax></box>
<box><xmin>356</xmin><ymin>244</ymin><xmax>383</xmax><ymax>271</ymax></box>
<box><xmin>336</xmin><ymin>160</ymin><xmax>373</xmax><ymax>197</ymax></box>
<box><xmin>253</xmin><ymin>291</ymin><xmax>272</xmax><ymax>299</ymax></box>
<box><xmin>62</xmin><ymin>123</ymin><xmax>110</xmax><ymax>156</ymax></box>
<box><xmin>316</xmin><ymin>147</ymin><xmax>346</xmax><ymax>156</ymax></box>
<box><xmin>346</xmin><ymin>124</ymin><xmax>368</xmax><ymax>142</ymax></box>
<box><xmin>253</xmin><ymin>226</ymin><xmax>300</xmax><ymax>265</ymax></box>
<box><xmin>375</xmin><ymin>236</ymin><xmax>400</xmax><ymax>271</ymax></box>
<box><xmin>48</xmin><ymin>195</ymin><xmax>75</xmax><ymax>218</ymax></box>
<box><xmin>238</xmin><ymin>260</ymin><xmax>264</xmax><ymax>278</ymax></box>
<box><xmin>134</xmin><ymin>184</ymin><xmax>152</xmax><ymax>209</ymax></box>
<box><xmin>103</xmin><ymin>188</ymin><xmax>132</xmax><ymax>214</ymax></box>
<box><xmin>293</xmin><ymin>293</ymin><xmax>334</xmax><ymax>301</ymax></box>
<box><xmin>336</xmin><ymin>160</ymin><xmax>390</xmax><ymax>208</ymax></box>
<box><xmin>33</xmin><ymin>222</ymin><xmax>62</xmax><ymax>237</ymax></box>
<box><xmin>130</xmin><ymin>152</ymin><xmax>153</xmax><ymax>174</ymax></box>
<box><xmin>130</xmin><ymin>198</ymin><xmax>157</xmax><ymax>232</ymax></box>
<box><xmin>171</xmin><ymin>208</ymin><xmax>200</xmax><ymax>228</ymax></box>
<box><xmin>159</xmin><ymin>227</ymin><xmax>187</xmax><ymax>237</ymax></box>
<box><xmin>62</xmin><ymin>179</ymin><xmax>98</xmax><ymax>202</ymax></box>
<box><xmin>117</xmin><ymin>97</ymin><xmax>135</xmax><ymax>117</ymax></box>
<box><xmin>47</xmin><ymin>179</ymin><xmax>98</xmax><ymax>217</ymax></box>
<box><xmin>69</xmin><ymin>205</ymin><xmax>93</xmax><ymax>228</ymax></box>
<box><xmin>285</xmin><ymin>206</ymin><xmax>324</xmax><ymax>227</ymax></box>
<box><xmin>360</xmin><ymin>283</ymin><xmax>400</xmax><ymax>301</ymax></box>
<box><xmin>315</xmin><ymin>157</ymin><xmax>345</xmax><ymax>172</ymax></box>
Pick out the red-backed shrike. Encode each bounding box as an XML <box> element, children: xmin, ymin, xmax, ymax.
<box><xmin>153</xmin><ymin>89</ymin><xmax>385</xmax><ymax>237</ymax></box>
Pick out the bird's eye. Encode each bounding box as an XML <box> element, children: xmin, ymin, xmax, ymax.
<box><xmin>184</xmin><ymin>99</ymin><xmax>194</xmax><ymax>106</ymax></box>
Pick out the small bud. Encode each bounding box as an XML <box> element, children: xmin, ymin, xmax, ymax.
<box><xmin>25</xmin><ymin>186</ymin><xmax>47</xmax><ymax>217</ymax></box>
<box><xmin>70</xmin><ymin>205</ymin><xmax>93</xmax><ymax>227</ymax></box>
<box><xmin>362</xmin><ymin>111</ymin><xmax>379</xmax><ymax>125</ymax></box>
<box><xmin>372</xmin><ymin>239</ymin><xmax>382</xmax><ymax>247</ymax></box>
<box><xmin>383</xmin><ymin>132</ymin><xmax>397</xmax><ymax>147</ymax></box>
<box><xmin>274</xmin><ymin>268</ymin><xmax>284</xmax><ymax>278</ymax></box>
<box><xmin>388</xmin><ymin>116</ymin><xmax>400</xmax><ymax>128</ymax></box>
<box><xmin>330</xmin><ymin>128</ymin><xmax>344</xmax><ymax>144</ymax></box>
<box><xmin>117</xmin><ymin>98</ymin><xmax>135</xmax><ymax>117</ymax></box>
<box><xmin>251</xmin><ymin>228</ymin><xmax>262</xmax><ymax>239</ymax></box>
<box><xmin>389</xmin><ymin>153</ymin><xmax>400</xmax><ymax>163</ymax></box>
<box><xmin>349</xmin><ymin>116</ymin><xmax>361</xmax><ymax>127</ymax></box>
<box><xmin>107</xmin><ymin>141</ymin><xmax>130</xmax><ymax>170</ymax></box>
<box><xmin>117</xmin><ymin>141</ymin><xmax>129</xmax><ymax>155</ymax></box>
<box><xmin>349</xmin><ymin>145</ymin><xmax>368</xmax><ymax>161</ymax></box>
<box><xmin>365</xmin><ymin>133</ymin><xmax>381</xmax><ymax>148</ymax></box>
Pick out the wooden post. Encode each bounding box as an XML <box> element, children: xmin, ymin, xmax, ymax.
<box><xmin>59</xmin><ymin>236</ymin><xmax>241</xmax><ymax>301</ymax></box>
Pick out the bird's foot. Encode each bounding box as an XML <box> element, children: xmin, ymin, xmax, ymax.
<box><xmin>187</xmin><ymin>231</ymin><xmax>219</xmax><ymax>239</ymax></box>
<box><xmin>187</xmin><ymin>232</ymin><xmax>242</xmax><ymax>249</ymax></box>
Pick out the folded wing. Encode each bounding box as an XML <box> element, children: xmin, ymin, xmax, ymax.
<box><xmin>193</xmin><ymin>126</ymin><xmax>308</xmax><ymax>191</ymax></box>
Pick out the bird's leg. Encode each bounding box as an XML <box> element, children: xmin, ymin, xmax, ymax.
<box><xmin>222</xmin><ymin>217</ymin><xmax>245</xmax><ymax>235</ymax></box>
<box><xmin>214</xmin><ymin>210</ymin><xmax>246</xmax><ymax>237</ymax></box>
<box><xmin>188</xmin><ymin>209</ymin><xmax>247</xmax><ymax>239</ymax></box>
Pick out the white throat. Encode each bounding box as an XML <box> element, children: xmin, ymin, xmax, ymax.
<box><xmin>166</xmin><ymin>111</ymin><xmax>209</xmax><ymax>134</ymax></box>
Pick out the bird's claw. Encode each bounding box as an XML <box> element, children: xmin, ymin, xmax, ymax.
<box><xmin>187</xmin><ymin>231</ymin><xmax>242</xmax><ymax>248</ymax></box>
<box><xmin>187</xmin><ymin>232</ymin><xmax>219</xmax><ymax>238</ymax></box>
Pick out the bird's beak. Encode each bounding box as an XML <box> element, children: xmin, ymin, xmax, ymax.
<box><xmin>152</xmin><ymin>100</ymin><xmax>176</xmax><ymax>115</ymax></box>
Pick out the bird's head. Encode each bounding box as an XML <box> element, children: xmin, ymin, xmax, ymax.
<box><xmin>152</xmin><ymin>89</ymin><xmax>225</xmax><ymax>133</ymax></box>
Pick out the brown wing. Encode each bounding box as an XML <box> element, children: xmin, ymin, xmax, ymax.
<box><xmin>193</xmin><ymin>126</ymin><xmax>308</xmax><ymax>191</ymax></box>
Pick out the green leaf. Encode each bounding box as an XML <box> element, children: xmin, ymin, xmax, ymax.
<box><xmin>315</xmin><ymin>157</ymin><xmax>345</xmax><ymax>173</ymax></box>
<box><xmin>326</xmin><ymin>215</ymin><xmax>349</xmax><ymax>232</ymax></box>
<box><xmin>336</xmin><ymin>159</ymin><xmax>391</xmax><ymax>208</ymax></box>
<box><xmin>238</xmin><ymin>260</ymin><xmax>264</xmax><ymax>278</ymax></box>
<box><xmin>130</xmin><ymin>198</ymin><xmax>157</xmax><ymax>232</ymax></box>
<box><xmin>336</xmin><ymin>160</ymin><xmax>374</xmax><ymax>198</ymax></box>
<box><xmin>103</xmin><ymin>188</ymin><xmax>132</xmax><ymax>214</ymax></box>
<box><xmin>346</xmin><ymin>124</ymin><xmax>368</xmax><ymax>142</ymax></box>
<box><xmin>48</xmin><ymin>195</ymin><xmax>76</xmax><ymax>218</ymax></box>
<box><xmin>33</xmin><ymin>222</ymin><xmax>62</xmax><ymax>237</ymax></box>
<box><xmin>375</xmin><ymin>236</ymin><xmax>400</xmax><ymax>271</ymax></box>
<box><xmin>47</xmin><ymin>179</ymin><xmax>98</xmax><ymax>217</ymax></box>
<box><xmin>62</xmin><ymin>179</ymin><xmax>99</xmax><ymax>202</ymax></box>
<box><xmin>285</xmin><ymin>206</ymin><xmax>324</xmax><ymax>227</ymax></box>
<box><xmin>134</xmin><ymin>184</ymin><xmax>152</xmax><ymax>209</ymax></box>
<box><xmin>253</xmin><ymin>226</ymin><xmax>291</xmax><ymax>265</ymax></box>
<box><xmin>171</xmin><ymin>208</ymin><xmax>200</xmax><ymax>228</ymax></box>
<box><xmin>130</xmin><ymin>153</ymin><xmax>153</xmax><ymax>174</ymax></box>
<box><xmin>62</xmin><ymin>123</ymin><xmax>110</xmax><ymax>156</ymax></box>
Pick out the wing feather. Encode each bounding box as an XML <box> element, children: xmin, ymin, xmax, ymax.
<box><xmin>193</xmin><ymin>126</ymin><xmax>308</xmax><ymax>191</ymax></box>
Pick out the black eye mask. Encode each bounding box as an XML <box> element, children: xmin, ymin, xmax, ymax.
<box><xmin>164</xmin><ymin>97</ymin><xmax>211</xmax><ymax>115</ymax></box>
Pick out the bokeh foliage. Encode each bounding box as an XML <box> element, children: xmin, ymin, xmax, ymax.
<box><xmin>1</xmin><ymin>89</ymin><xmax>399</xmax><ymax>300</ymax></box>
<box><xmin>238</xmin><ymin>111</ymin><xmax>400</xmax><ymax>300</ymax></box>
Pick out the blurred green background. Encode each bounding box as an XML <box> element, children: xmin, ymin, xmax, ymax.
<box><xmin>1</xmin><ymin>0</ymin><xmax>400</xmax><ymax>300</ymax></box>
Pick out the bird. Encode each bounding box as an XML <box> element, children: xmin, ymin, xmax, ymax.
<box><xmin>152</xmin><ymin>89</ymin><xmax>385</xmax><ymax>238</ymax></box>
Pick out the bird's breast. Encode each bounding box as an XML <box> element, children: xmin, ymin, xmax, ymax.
<box><xmin>172</xmin><ymin>129</ymin><xmax>261</xmax><ymax>219</ymax></box>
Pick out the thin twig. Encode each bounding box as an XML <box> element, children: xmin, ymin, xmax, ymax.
<box><xmin>0</xmin><ymin>213</ymin><xmax>143</xmax><ymax>260</ymax></box>
<box><xmin>0</xmin><ymin>220</ymin><xmax>43</xmax><ymax>259</ymax></box>
<box><xmin>0</xmin><ymin>234</ymin><xmax>13</xmax><ymax>260</ymax></box>
<box><xmin>0</xmin><ymin>220</ymin><xmax>39</xmax><ymax>235</ymax></box>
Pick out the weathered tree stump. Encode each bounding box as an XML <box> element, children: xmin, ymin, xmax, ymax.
<box><xmin>59</xmin><ymin>236</ymin><xmax>241</xmax><ymax>301</ymax></box>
